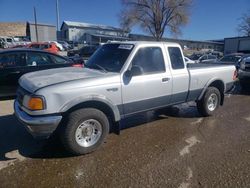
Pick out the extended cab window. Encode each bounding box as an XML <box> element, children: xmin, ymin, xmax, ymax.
<box><xmin>168</xmin><ymin>47</ymin><xmax>184</xmax><ymax>69</ymax></box>
<box><xmin>131</xmin><ymin>47</ymin><xmax>165</xmax><ymax>74</ymax></box>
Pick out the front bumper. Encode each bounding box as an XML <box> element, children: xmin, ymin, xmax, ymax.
<box><xmin>14</xmin><ymin>100</ymin><xmax>62</xmax><ymax>139</ymax></box>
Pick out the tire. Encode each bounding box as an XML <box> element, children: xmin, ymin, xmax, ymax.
<box><xmin>60</xmin><ymin>108</ymin><xmax>109</xmax><ymax>155</ymax></box>
<box><xmin>197</xmin><ymin>87</ymin><xmax>221</xmax><ymax>117</ymax></box>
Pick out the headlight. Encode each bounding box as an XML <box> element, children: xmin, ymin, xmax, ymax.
<box><xmin>240</xmin><ymin>61</ymin><xmax>246</xmax><ymax>70</ymax></box>
<box><xmin>23</xmin><ymin>95</ymin><xmax>46</xmax><ymax>110</ymax></box>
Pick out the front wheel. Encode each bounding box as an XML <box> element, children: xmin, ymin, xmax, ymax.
<box><xmin>60</xmin><ymin>108</ymin><xmax>109</xmax><ymax>155</ymax></box>
<box><xmin>197</xmin><ymin>87</ymin><xmax>221</xmax><ymax>116</ymax></box>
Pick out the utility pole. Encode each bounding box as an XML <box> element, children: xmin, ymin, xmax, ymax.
<box><xmin>56</xmin><ymin>0</ymin><xmax>60</xmax><ymax>31</ymax></box>
<box><xmin>33</xmin><ymin>6</ymin><xmax>39</xmax><ymax>42</ymax></box>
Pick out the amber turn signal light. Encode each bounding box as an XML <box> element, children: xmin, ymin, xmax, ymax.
<box><xmin>28</xmin><ymin>97</ymin><xmax>44</xmax><ymax>110</ymax></box>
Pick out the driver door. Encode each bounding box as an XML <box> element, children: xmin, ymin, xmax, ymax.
<box><xmin>121</xmin><ymin>45</ymin><xmax>173</xmax><ymax>116</ymax></box>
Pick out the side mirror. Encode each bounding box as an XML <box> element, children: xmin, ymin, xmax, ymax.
<box><xmin>124</xmin><ymin>70</ymin><xmax>132</xmax><ymax>78</ymax></box>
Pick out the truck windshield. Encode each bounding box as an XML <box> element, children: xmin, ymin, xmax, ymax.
<box><xmin>85</xmin><ymin>43</ymin><xmax>134</xmax><ymax>73</ymax></box>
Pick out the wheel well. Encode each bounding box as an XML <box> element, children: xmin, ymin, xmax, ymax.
<box><xmin>64</xmin><ymin>101</ymin><xmax>116</xmax><ymax>125</ymax></box>
<box><xmin>209</xmin><ymin>80</ymin><xmax>224</xmax><ymax>105</ymax></box>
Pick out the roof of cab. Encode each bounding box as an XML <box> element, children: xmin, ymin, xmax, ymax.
<box><xmin>107</xmin><ymin>40</ymin><xmax>180</xmax><ymax>47</ymax></box>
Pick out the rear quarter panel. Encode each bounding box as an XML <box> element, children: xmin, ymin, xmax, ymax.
<box><xmin>188</xmin><ymin>65</ymin><xmax>235</xmax><ymax>100</ymax></box>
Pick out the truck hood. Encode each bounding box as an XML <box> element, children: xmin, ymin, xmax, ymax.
<box><xmin>19</xmin><ymin>67</ymin><xmax>110</xmax><ymax>93</ymax></box>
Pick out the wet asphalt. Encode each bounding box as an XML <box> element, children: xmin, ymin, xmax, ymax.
<box><xmin>0</xmin><ymin>83</ymin><xmax>250</xmax><ymax>188</ymax></box>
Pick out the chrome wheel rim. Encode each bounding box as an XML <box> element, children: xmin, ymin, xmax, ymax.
<box><xmin>75</xmin><ymin>119</ymin><xmax>102</xmax><ymax>147</ymax></box>
<box><xmin>207</xmin><ymin>93</ymin><xmax>218</xmax><ymax>111</ymax></box>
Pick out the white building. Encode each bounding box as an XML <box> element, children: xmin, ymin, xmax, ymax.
<box><xmin>27</xmin><ymin>22</ymin><xmax>56</xmax><ymax>42</ymax></box>
<box><xmin>60</xmin><ymin>21</ymin><xmax>129</xmax><ymax>44</ymax></box>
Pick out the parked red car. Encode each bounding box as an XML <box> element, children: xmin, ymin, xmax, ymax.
<box><xmin>27</xmin><ymin>42</ymin><xmax>59</xmax><ymax>54</ymax></box>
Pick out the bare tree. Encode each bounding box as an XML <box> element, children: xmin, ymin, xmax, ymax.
<box><xmin>120</xmin><ymin>0</ymin><xmax>192</xmax><ymax>40</ymax></box>
<box><xmin>238</xmin><ymin>12</ymin><xmax>250</xmax><ymax>36</ymax></box>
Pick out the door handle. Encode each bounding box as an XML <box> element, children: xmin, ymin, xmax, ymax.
<box><xmin>162</xmin><ymin>77</ymin><xmax>170</xmax><ymax>82</ymax></box>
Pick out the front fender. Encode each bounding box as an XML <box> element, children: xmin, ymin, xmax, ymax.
<box><xmin>59</xmin><ymin>94</ymin><xmax>121</xmax><ymax>122</ymax></box>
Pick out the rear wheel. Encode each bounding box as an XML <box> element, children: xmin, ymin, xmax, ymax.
<box><xmin>60</xmin><ymin>108</ymin><xmax>109</xmax><ymax>155</ymax></box>
<box><xmin>197</xmin><ymin>87</ymin><xmax>221</xmax><ymax>116</ymax></box>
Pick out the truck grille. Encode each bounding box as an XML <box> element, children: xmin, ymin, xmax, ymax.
<box><xmin>16</xmin><ymin>87</ymin><xmax>30</xmax><ymax>106</ymax></box>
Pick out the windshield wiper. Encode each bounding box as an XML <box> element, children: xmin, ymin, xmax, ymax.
<box><xmin>94</xmin><ymin>64</ymin><xmax>108</xmax><ymax>73</ymax></box>
<box><xmin>84</xmin><ymin>63</ymin><xmax>108</xmax><ymax>73</ymax></box>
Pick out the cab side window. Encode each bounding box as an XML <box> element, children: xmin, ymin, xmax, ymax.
<box><xmin>168</xmin><ymin>47</ymin><xmax>185</xmax><ymax>69</ymax></box>
<box><xmin>131</xmin><ymin>47</ymin><xmax>165</xmax><ymax>74</ymax></box>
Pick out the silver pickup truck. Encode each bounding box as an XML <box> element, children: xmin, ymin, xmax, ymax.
<box><xmin>15</xmin><ymin>41</ymin><xmax>236</xmax><ymax>155</ymax></box>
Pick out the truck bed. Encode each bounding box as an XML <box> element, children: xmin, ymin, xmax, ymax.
<box><xmin>187</xmin><ymin>63</ymin><xmax>234</xmax><ymax>69</ymax></box>
<box><xmin>186</xmin><ymin>63</ymin><xmax>235</xmax><ymax>98</ymax></box>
